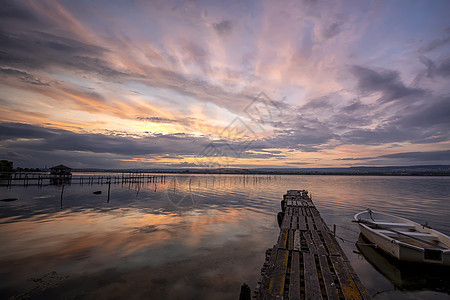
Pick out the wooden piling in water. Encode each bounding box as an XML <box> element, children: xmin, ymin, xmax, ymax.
<box><xmin>253</xmin><ymin>190</ymin><xmax>370</xmax><ymax>300</ymax></box>
<box><xmin>107</xmin><ymin>180</ymin><xmax>111</xmax><ymax>203</ymax></box>
<box><xmin>60</xmin><ymin>185</ymin><xmax>64</xmax><ymax>208</ymax></box>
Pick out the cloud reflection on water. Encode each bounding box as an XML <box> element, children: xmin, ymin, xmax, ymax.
<box><xmin>0</xmin><ymin>174</ymin><xmax>449</xmax><ymax>299</ymax></box>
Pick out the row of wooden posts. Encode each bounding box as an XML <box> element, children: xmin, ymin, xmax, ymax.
<box><xmin>2</xmin><ymin>174</ymin><xmax>167</xmax><ymax>187</ymax></box>
<box><xmin>2</xmin><ymin>173</ymin><xmax>281</xmax><ymax>187</ymax></box>
<box><xmin>56</xmin><ymin>175</ymin><xmax>167</xmax><ymax>208</ymax></box>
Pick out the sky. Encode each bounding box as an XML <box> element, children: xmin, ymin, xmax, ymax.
<box><xmin>1</xmin><ymin>0</ymin><xmax>450</xmax><ymax>169</ymax></box>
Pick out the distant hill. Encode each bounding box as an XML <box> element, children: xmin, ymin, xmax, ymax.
<box><xmin>73</xmin><ymin>165</ymin><xmax>450</xmax><ymax>175</ymax></box>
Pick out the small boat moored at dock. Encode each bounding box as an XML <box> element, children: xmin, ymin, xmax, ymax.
<box><xmin>354</xmin><ymin>209</ymin><xmax>450</xmax><ymax>266</ymax></box>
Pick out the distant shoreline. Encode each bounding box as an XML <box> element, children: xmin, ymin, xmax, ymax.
<box><xmin>70</xmin><ymin>165</ymin><xmax>450</xmax><ymax>176</ymax></box>
<box><xmin>6</xmin><ymin>165</ymin><xmax>449</xmax><ymax>176</ymax></box>
<box><xmin>74</xmin><ymin>172</ymin><xmax>450</xmax><ymax>176</ymax></box>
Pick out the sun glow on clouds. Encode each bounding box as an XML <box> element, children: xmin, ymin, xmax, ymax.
<box><xmin>1</xmin><ymin>0</ymin><xmax>450</xmax><ymax>168</ymax></box>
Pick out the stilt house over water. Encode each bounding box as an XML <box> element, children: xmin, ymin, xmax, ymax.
<box><xmin>50</xmin><ymin>165</ymin><xmax>72</xmax><ymax>178</ymax></box>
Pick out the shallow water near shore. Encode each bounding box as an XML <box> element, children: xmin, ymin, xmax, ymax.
<box><xmin>1</xmin><ymin>174</ymin><xmax>449</xmax><ymax>299</ymax></box>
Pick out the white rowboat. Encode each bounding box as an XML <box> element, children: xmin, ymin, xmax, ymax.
<box><xmin>354</xmin><ymin>209</ymin><xmax>450</xmax><ymax>266</ymax></box>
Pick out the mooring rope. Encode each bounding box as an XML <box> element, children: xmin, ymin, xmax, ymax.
<box><xmin>333</xmin><ymin>225</ymin><xmax>360</xmax><ymax>234</ymax></box>
<box><xmin>335</xmin><ymin>233</ymin><xmax>394</xmax><ymax>247</ymax></box>
<box><xmin>331</xmin><ymin>224</ymin><xmax>394</xmax><ymax>247</ymax></box>
<box><xmin>334</xmin><ymin>234</ymin><xmax>355</xmax><ymax>244</ymax></box>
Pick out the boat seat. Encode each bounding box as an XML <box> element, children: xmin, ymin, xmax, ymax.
<box><xmin>371</xmin><ymin>222</ymin><xmax>415</xmax><ymax>229</ymax></box>
<box><xmin>374</xmin><ymin>229</ymin><xmax>439</xmax><ymax>242</ymax></box>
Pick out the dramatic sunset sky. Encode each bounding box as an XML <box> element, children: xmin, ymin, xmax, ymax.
<box><xmin>1</xmin><ymin>0</ymin><xmax>449</xmax><ymax>169</ymax></box>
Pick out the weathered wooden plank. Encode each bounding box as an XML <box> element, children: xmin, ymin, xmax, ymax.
<box><xmin>288</xmin><ymin>229</ymin><xmax>295</xmax><ymax>250</ymax></box>
<box><xmin>285</xmin><ymin>206</ymin><xmax>292</xmax><ymax>215</ymax></box>
<box><xmin>330</xmin><ymin>255</ymin><xmax>363</xmax><ymax>299</ymax></box>
<box><xmin>259</xmin><ymin>245</ymin><xmax>280</xmax><ymax>286</ymax></box>
<box><xmin>258</xmin><ymin>249</ymin><xmax>278</xmax><ymax>299</ymax></box>
<box><xmin>317</xmin><ymin>254</ymin><xmax>340</xmax><ymax>300</ymax></box>
<box><xmin>320</xmin><ymin>230</ymin><xmax>340</xmax><ymax>256</ymax></box>
<box><xmin>304</xmin><ymin>207</ymin><xmax>311</xmax><ymax>217</ymax></box>
<box><xmin>298</xmin><ymin>216</ymin><xmax>307</xmax><ymax>231</ymax></box>
<box><xmin>266</xmin><ymin>245</ymin><xmax>278</xmax><ymax>267</ymax></box>
<box><xmin>277</xmin><ymin>229</ymin><xmax>289</xmax><ymax>249</ymax></box>
<box><xmin>344</xmin><ymin>260</ymin><xmax>371</xmax><ymax>299</ymax></box>
<box><xmin>267</xmin><ymin>249</ymin><xmax>289</xmax><ymax>297</ymax></box>
<box><xmin>303</xmin><ymin>201</ymin><xmax>312</xmax><ymax>208</ymax></box>
<box><xmin>281</xmin><ymin>214</ymin><xmax>292</xmax><ymax>230</ymax></box>
<box><xmin>303</xmin><ymin>252</ymin><xmax>322</xmax><ymax>299</ymax></box>
<box><xmin>293</xmin><ymin>230</ymin><xmax>301</xmax><ymax>251</ymax></box>
<box><xmin>310</xmin><ymin>229</ymin><xmax>328</xmax><ymax>256</ymax></box>
<box><xmin>312</xmin><ymin>214</ymin><xmax>326</xmax><ymax>231</ymax></box>
<box><xmin>306</xmin><ymin>216</ymin><xmax>315</xmax><ymax>230</ymax></box>
<box><xmin>304</xmin><ymin>232</ymin><xmax>318</xmax><ymax>255</ymax></box>
<box><xmin>311</xmin><ymin>208</ymin><xmax>320</xmax><ymax>216</ymax></box>
<box><xmin>289</xmin><ymin>251</ymin><xmax>301</xmax><ymax>300</ymax></box>
<box><xmin>292</xmin><ymin>215</ymin><xmax>298</xmax><ymax>229</ymax></box>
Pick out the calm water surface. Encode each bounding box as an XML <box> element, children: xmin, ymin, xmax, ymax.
<box><xmin>1</xmin><ymin>174</ymin><xmax>449</xmax><ymax>299</ymax></box>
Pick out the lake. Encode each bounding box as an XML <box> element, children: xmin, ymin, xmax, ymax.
<box><xmin>1</xmin><ymin>174</ymin><xmax>449</xmax><ymax>299</ymax></box>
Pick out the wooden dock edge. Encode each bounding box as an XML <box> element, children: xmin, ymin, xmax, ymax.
<box><xmin>248</xmin><ymin>190</ymin><xmax>370</xmax><ymax>300</ymax></box>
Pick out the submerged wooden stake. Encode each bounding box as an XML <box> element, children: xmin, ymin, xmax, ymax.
<box><xmin>60</xmin><ymin>185</ymin><xmax>64</xmax><ymax>208</ymax></box>
<box><xmin>107</xmin><ymin>181</ymin><xmax>111</xmax><ymax>203</ymax></box>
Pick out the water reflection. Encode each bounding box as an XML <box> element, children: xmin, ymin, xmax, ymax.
<box><xmin>0</xmin><ymin>174</ymin><xmax>449</xmax><ymax>299</ymax></box>
<box><xmin>356</xmin><ymin>234</ymin><xmax>450</xmax><ymax>294</ymax></box>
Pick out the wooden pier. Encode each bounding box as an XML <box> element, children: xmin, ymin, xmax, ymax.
<box><xmin>252</xmin><ymin>190</ymin><xmax>370</xmax><ymax>299</ymax></box>
<box><xmin>0</xmin><ymin>172</ymin><xmax>167</xmax><ymax>187</ymax></box>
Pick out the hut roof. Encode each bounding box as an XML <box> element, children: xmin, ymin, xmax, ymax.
<box><xmin>50</xmin><ymin>164</ymin><xmax>71</xmax><ymax>170</ymax></box>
